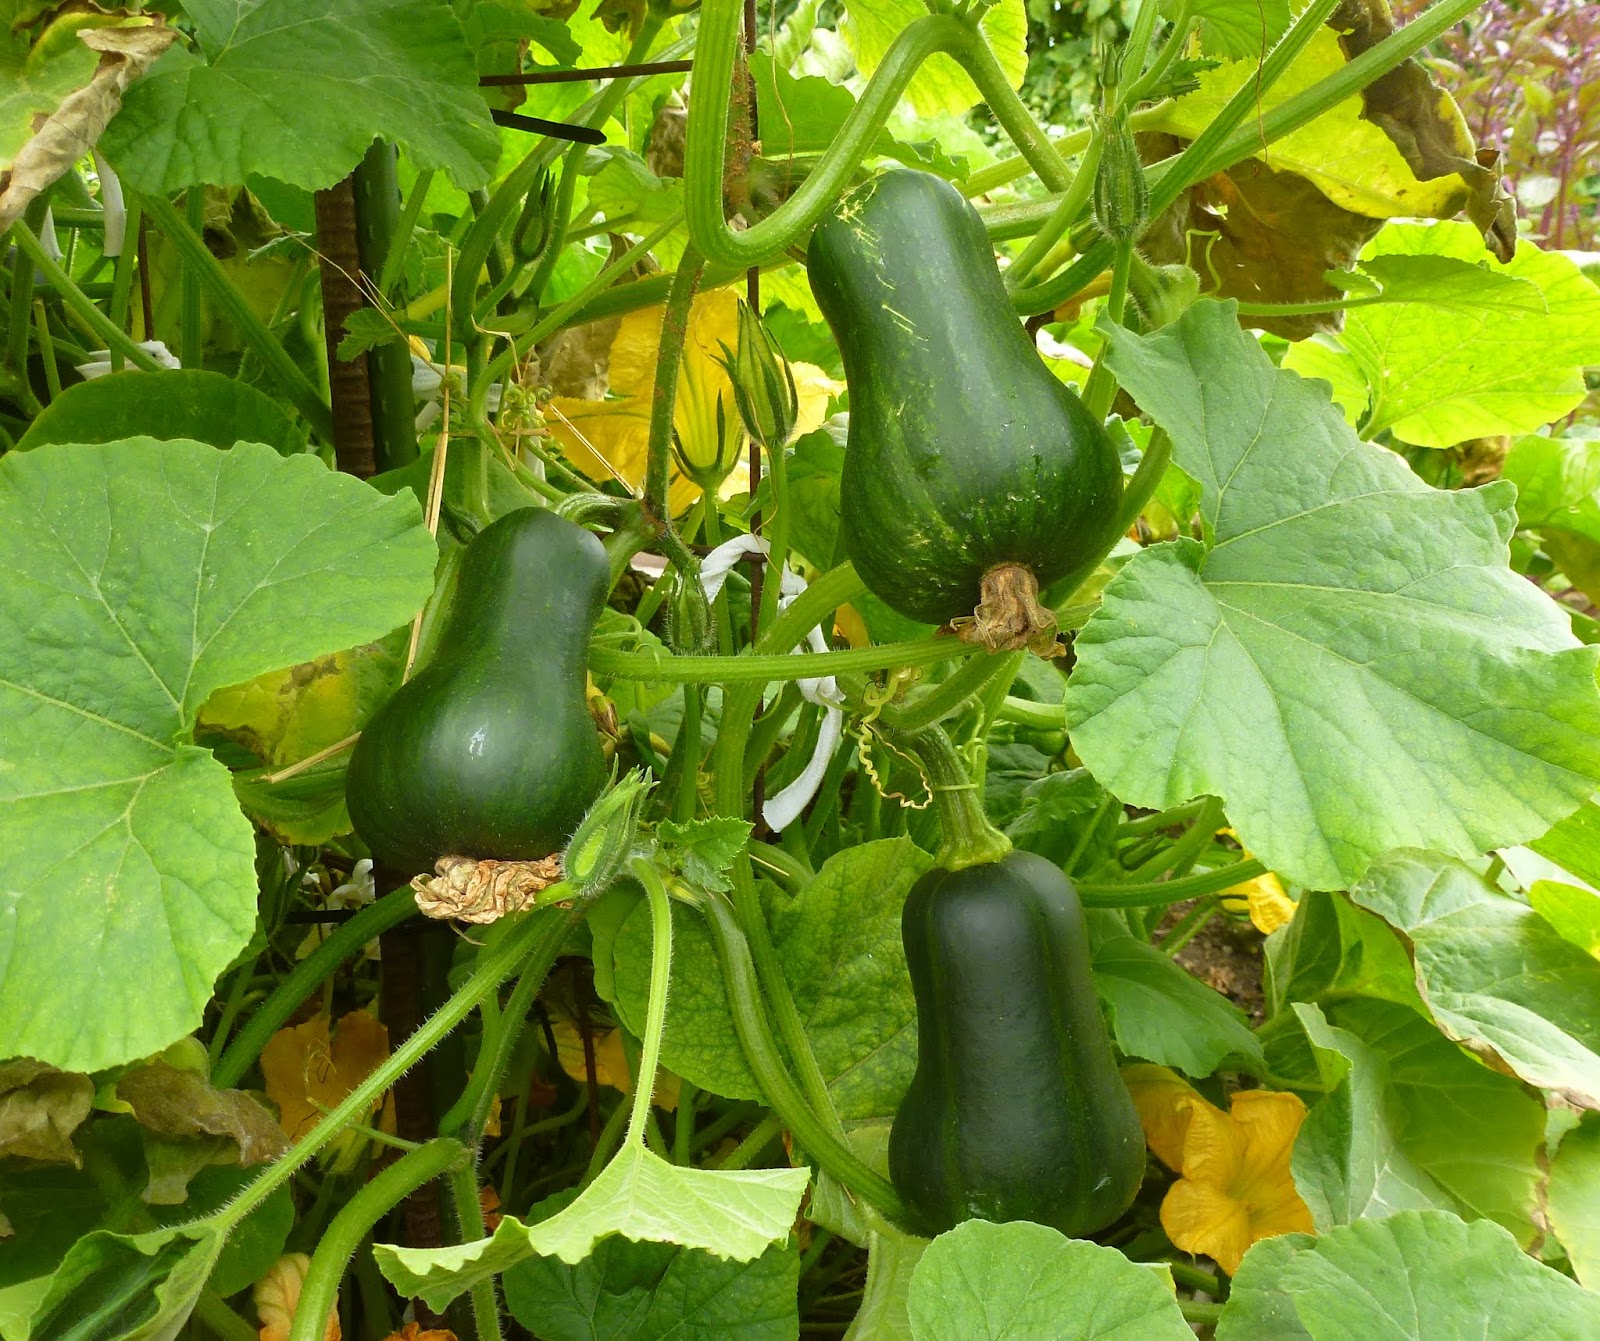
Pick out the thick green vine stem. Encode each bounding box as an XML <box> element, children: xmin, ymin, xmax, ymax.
<box><xmin>213</xmin><ymin>888</ymin><xmax>418</xmax><ymax>1088</ymax></box>
<box><xmin>287</xmin><ymin>1138</ymin><xmax>466</xmax><ymax>1341</ymax></box>
<box><xmin>625</xmin><ymin>857</ymin><xmax>676</xmax><ymax>1143</ymax></box>
<box><xmin>1077</xmin><ymin>858</ymin><xmax>1266</xmax><ymax>908</ymax></box>
<box><xmin>224</xmin><ymin>908</ymin><xmax>575</xmax><ymax>1224</ymax></box>
<box><xmin>877</xmin><ymin>648</ymin><xmax>1020</xmax><ymax>733</ymax></box>
<box><xmin>883</xmin><ymin>723</ymin><xmax>1011</xmax><ymax>871</ymax></box>
<box><xmin>684</xmin><ymin>2</ymin><xmax>1069</xmax><ymax>269</ymax></box>
<box><xmin>448</xmin><ymin>1157</ymin><xmax>504</xmax><ymax>1341</ymax></box>
<box><xmin>590</xmin><ymin>631</ymin><xmax>974</xmax><ymax>685</ymax></box>
<box><xmin>644</xmin><ymin>243</ymin><xmax>707</xmax><ymax>528</ymax></box>
<box><xmin>702</xmin><ymin>894</ymin><xmax>907</xmax><ymax>1221</ymax></box>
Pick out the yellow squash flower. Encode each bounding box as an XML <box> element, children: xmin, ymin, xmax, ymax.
<box><xmin>1217</xmin><ymin>828</ymin><xmax>1297</xmax><ymax>934</ymax></box>
<box><xmin>546</xmin><ymin>288</ymin><xmax>840</xmax><ymax>512</ymax></box>
<box><xmin>1123</xmin><ymin>1063</ymin><xmax>1314</xmax><ymax>1274</ymax></box>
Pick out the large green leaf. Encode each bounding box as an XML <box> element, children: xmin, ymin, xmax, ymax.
<box><xmin>0</xmin><ymin>439</ymin><xmax>435</xmax><ymax>1071</ymax></box>
<box><xmin>16</xmin><ymin>370</ymin><xmax>303</xmax><ymax>457</ymax></box>
<box><xmin>1284</xmin><ymin>223</ymin><xmax>1600</xmax><ymax>446</ymax></box>
<box><xmin>503</xmin><ymin>1229</ymin><xmax>800</xmax><ymax>1341</ymax></box>
<box><xmin>1214</xmin><ymin>1233</ymin><xmax>1314</xmax><ymax>1341</ymax></box>
<box><xmin>1346</xmin><ymin>852</ymin><xmax>1600</xmax><ymax>1108</ymax></box>
<box><xmin>375</xmin><ymin>1144</ymin><xmax>809</xmax><ymax>1309</ymax></box>
<box><xmin>838</xmin><ymin>0</ymin><xmax>1025</xmax><ymax>119</ymax></box>
<box><xmin>844</xmin><ymin>1228</ymin><xmax>923</xmax><ymax>1341</ymax></box>
<box><xmin>1263</xmin><ymin>890</ymin><xmax>1420</xmax><ymax>1015</ymax></box>
<box><xmin>1290</xmin><ymin>1001</ymin><xmax>1544</xmax><ymax>1245</ymax></box>
<box><xmin>1219</xmin><ymin>1210</ymin><xmax>1600</xmax><ymax>1340</ymax></box>
<box><xmin>1548</xmin><ymin>1116</ymin><xmax>1600</xmax><ymax>1290</ymax></box>
<box><xmin>905</xmin><ymin>1221</ymin><xmax>1190</xmax><ymax>1341</ymax></box>
<box><xmin>1088</xmin><ymin>913</ymin><xmax>1264</xmax><ymax>1078</ymax></box>
<box><xmin>102</xmin><ymin>0</ymin><xmax>499</xmax><ymax>193</ymax></box>
<box><xmin>0</xmin><ymin>1220</ymin><xmax>222</xmax><ymax>1341</ymax></box>
<box><xmin>1066</xmin><ymin>299</ymin><xmax>1600</xmax><ymax>891</ymax></box>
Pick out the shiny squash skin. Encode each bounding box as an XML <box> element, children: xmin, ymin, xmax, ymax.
<box><xmin>807</xmin><ymin>169</ymin><xmax>1123</xmax><ymax>624</ymax></box>
<box><xmin>345</xmin><ymin>507</ymin><xmax>607</xmax><ymax>874</ymax></box>
<box><xmin>889</xmin><ymin>851</ymin><xmax>1145</xmax><ymax>1238</ymax></box>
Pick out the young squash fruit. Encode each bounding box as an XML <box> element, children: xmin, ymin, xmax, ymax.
<box><xmin>807</xmin><ymin>169</ymin><xmax>1123</xmax><ymax>651</ymax></box>
<box><xmin>890</xmin><ymin>850</ymin><xmax>1146</xmax><ymax>1238</ymax></box>
<box><xmin>346</xmin><ymin>507</ymin><xmax>608</xmax><ymax>874</ymax></box>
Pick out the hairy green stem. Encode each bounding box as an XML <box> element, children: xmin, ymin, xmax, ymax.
<box><xmin>224</xmin><ymin>909</ymin><xmax>574</xmax><ymax>1223</ymax></box>
<box><xmin>289</xmin><ymin>1139</ymin><xmax>465</xmax><ymax>1341</ymax></box>
<box><xmin>214</xmin><ymin>889</ymin><xmax>418</xmax><ymax>1088</ymax></box>
<box><xmin>447</xmin><ymin>1159</ymin><xmax>504</xmax><ymax>1341</ymax></box>
<box><xmin>644</xmin><ymin>243</ymin><xmax>707</xmax><ymax>527</ymax></box>
<box><xmin>626</xmin><ymin>859</ymin><xmax>676</xmax><ymax>1143</ymax></box>
<box><xmin>591</xmin><ymin>630</ymin><xmax>972</xmax><ymax>684</ymax></box>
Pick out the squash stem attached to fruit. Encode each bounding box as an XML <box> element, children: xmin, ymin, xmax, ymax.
<box><xmin>884</xmin><ymin>723</ymin><xmax>1012</xmax><ymax>871</ymax></box>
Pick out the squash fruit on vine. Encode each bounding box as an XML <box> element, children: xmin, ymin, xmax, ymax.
<box><xmin>346</xmin><ymin>507</ymin><xmax>608</xmax><ymax>874</ymax></box>
<box><xmin>807</xmin><ymin>169</ymin><xmax>1123</xmax><ymax>651</ymax></box>
<box><xmin>890</xmin><ymin>850</ymin><xmax>1146</xmax><ymax>1239</ymax></box>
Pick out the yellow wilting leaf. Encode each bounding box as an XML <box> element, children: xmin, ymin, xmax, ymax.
<box><xmin>259</xmin><ymin>1011</ymin><xmax>395</xmax><ymax>1166</ymax></box>
<box><xmin>254</xmin><ymin>1252</ymin><xmax>339</xmax><ymax>1341</ymax></box>
<box><xmin>550</xmin><ymin>1019</ymin><xmax>680</xmax><ymax>1112</ymax></box>
<box><xmin>1123</xmin><ymin>1063</ymin><xmax>1314</xmax><ymax>1274</ymax></box>
<box><xmin>547</xmin><ymin>288</ymin><xmax>840</xmax><ymax>510</ymax></box>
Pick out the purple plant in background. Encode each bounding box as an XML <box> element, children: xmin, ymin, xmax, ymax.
<box><xmin>1395</xmin><ymin>0</ymin><xmax>1600</xmax><ymax>248</ymax></box>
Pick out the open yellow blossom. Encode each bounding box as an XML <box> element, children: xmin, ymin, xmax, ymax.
<box><xmin>546</xmin><ymin>287</ymin><xmax>841</xmax><ymax>512</ymax></box>
<box><xmin>1123</xmin><ymin>1063</ymin><xmax>1314</xmax><ymax>1274</ymax></box>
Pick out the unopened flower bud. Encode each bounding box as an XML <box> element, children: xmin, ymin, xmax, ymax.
<box><xmin>564</xmin><ymin>770</ymin><xmax>655</xmax><ymax>901</ymax></box>
<box><xmin>719</xmin><ymin>299</ymin><xmax>799</xmax><ymax>451</ymax></box>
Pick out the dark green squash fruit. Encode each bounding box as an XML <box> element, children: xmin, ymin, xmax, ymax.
<box><xmin>807</xmin><ymin>169</ymin><xmax>1123</xmax><ymax>647</ymax></box>
<box><xmin>346</xmin><ymin>507</ymin><xmax>608</xmax><ymax>874</ymax></box>
<box><xmin>890</xmin><ymin>850</ymin><xmax>1145</xmax><ymax>1238</ymax></box>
